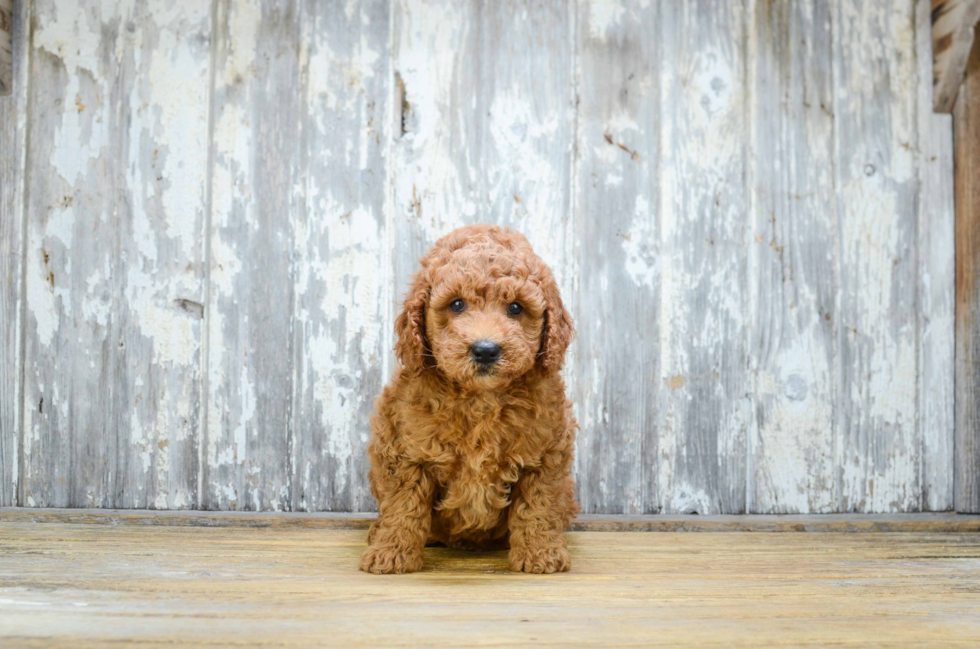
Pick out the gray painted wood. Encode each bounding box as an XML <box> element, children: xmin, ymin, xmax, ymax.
<box><xmin>657</xmin><ymin>0</ymin><xmax>750</xmax><ymax>514</ymax></box>
<box><xmin>0</xmin><ymin>0</ymin><xmax>27</xmax><ymax>506</ymax></box>
<box><xmin>206</xmin><ymin>0</ymin><xmax>302</xmax><ymax>510</ymax></box>
<box><xmin>289</xmin><ymin>0</ymin><xmax>390</xmax><ymax>513</ymax></box>
<box><xmin>572</xmin><ymin>0</ymin><xmax>660</xmax><ymax>514</ymax></box>
<box><xmin>746</xmin><ymin>0</ymin><xmax>838</xmax><ymax>513</ymax></box>
<box><xmin>22</xmin><ymin>0</ymin><xmax>210</xmax><ymax>508</ymax></box>
<box><xmin>388</xmin><ymin>0</ymin><xmax>575</xmax><ymax>302</ymax></box>
<box><xmin>833</xmin><ymin>0</ymin><xmax>921</xmax><ymax>512</ymax></box>
<box><xmin>3</xmin><ymin>0</ymin><xmax>961</xmax><ymax>514</ymax></box>
<box><xmin>207</xmin><ymin>0</ymin><xmax>391</xmax><ymax>512</ymax></box>
<box><xmin>917</xmin><ymin>0</ymin><xmax>956</xmax><ymax>512</ymax></box>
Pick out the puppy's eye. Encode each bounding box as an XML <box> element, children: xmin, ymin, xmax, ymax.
<box><xmin>449</xmin><ymin>299</ymin><xmax>466</xmax><ymax>313</ymax></box>
<box><xmin>507</xmin><ymin>302</ymin><xmax>524</xmax><ymax>316</ymax></box>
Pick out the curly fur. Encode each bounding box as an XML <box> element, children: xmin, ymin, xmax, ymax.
<box><xmin>360</xmin><ymin>224</ymin><xmax>579</xmax><ymax>574</ymax></box>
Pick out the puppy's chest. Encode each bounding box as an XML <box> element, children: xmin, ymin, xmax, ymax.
<box><xmin>419</xmin><ymin>410</ymin><xmax>529</xmax><ymax>516</ymax></box>
<box><xmin>408</xmin><ymin>397</ymin><xmax>535</xmax><ymax>475</ymax></box>
<box><xmin>428</xmin><ymin>423</ymin><xmax>524</xmax><ymax>488</ymax></box>
<box><xmin>429</xmin><ymin>431</ymin><xmax>523</xmax><ymax>530</ymax></box>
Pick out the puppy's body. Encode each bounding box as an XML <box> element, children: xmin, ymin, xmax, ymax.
<box><xmin>361</xmin><ymin>225</ymin><xmax>579</xmax><ymax>574</ymax></box>
<box><xmin>372</xmin><ymin>368</ymin><xmax>576</xmax><ymax>550</ymax></box>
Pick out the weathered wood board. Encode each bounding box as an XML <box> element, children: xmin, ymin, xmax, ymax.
<box><xmin>955</xmin><ymin>32</ymin><xmax>980</xmax><ymax>513</ymax></box>
<box><xmin>206</xmin><ymin>0</ymin><xmax>303</xmax><ymax>511</ymax></box>
<box><xmin>0</xmin><ymin>0</ymin><xmax>27</xmax><ymax>506</ymax></box>
<box><xmin>572</xmin><ymin>0</ymin><xmax>660</xmax><ymax>514</ymax></box>
<box><xmin>2</xmin><ymin>523</ymin><xmax>980</xmax><ymax>647</ymax></box>
<box><xmin>288</xmin><ymin>0</ymin><xmax>390</xmax><ymax>514</ymax></box>
<box><xmin>834</xmin><ymin>0</ymin><xmax>921</xmax><ymax>512</ymax></box>
<box><xmin>918</xmin><ymin>0</ymin><xmax>957</xmax><ymax>512</ymax></box>
<box><xmin>1</xmin><ymin>0</ymin><xmax>961</xmax><ymax>514</ymax></box>
<box><xmin>746</xmin><ymin>0</ymin><xmax>838</xmax><ymax>513</ymax></box>
<box><xmin>657</xmin><ymin>0</ymin><xmax>750</xmax><ymax>514</ymax></box>
<box><xmin>21</xmin><ymin>0</ymin><xmax>211</xmax><ymax>508</ymax></box>
<box><xmin>206</xmin><ymin>0</ymin><xmax>390</xmax><ymax>512</ymax></box>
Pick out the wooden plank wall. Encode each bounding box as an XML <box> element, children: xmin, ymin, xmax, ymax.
<box><xmin>919</xmin><ymin>0</ymin><xmax>958</xmax><ymax>512</ymax></box>
<box><xmin>0</xmin><ymin>0</ymin><xmax>959</xmax><ymax>514</ymax></box>
<box><xmin>0</xmin><ymin>0</ymin><xmax>27</xmax><ymax>506</ymax></box>
<box><xmin>955</xmin><ymin>29</ymin><xmax>980</xmax><ymax>513</ymax></box>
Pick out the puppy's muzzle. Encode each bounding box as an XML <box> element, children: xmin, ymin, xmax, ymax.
<box><xmin>470</xmin><ymin>340</ymin><xmax>502</xmax><ymax>368</ymax></box>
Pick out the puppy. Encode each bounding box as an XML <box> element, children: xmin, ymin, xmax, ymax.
<box><xmin>360</xmin><ymin>224</ymin><xmax>579</xmax><ymax>574</ymax></box>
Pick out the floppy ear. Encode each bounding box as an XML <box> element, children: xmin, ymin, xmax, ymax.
<box><xmin>394</xmin><ymin>269</ymin><xmax>431</xmax><ymax>372</ymax></box>
<box><xmin>538</xmin><ymin>272</ymin><xmax>574</xmax><ymax>374</ymax></box>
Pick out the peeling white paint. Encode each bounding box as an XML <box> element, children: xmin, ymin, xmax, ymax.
<box><xmin>622</xmin><ymin>195</ymin><xmax>657</xmax><ymax>289</ymax></box>
<box><xmin>12</xmin><ymin>0</ymin><xmax>954</xmax><ymax>515</ymax></box>
<box><xmin>587</xmin><ymin>0</ymin><xmax>625</xmax><ymax>41</ymax></box>
<box><xmin>223</xmin><ymin>0</ymin><xmax>260</xmax><ymax>86</ymax></box>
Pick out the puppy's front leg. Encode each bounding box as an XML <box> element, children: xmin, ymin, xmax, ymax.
<box><xmin>507</xmin><ymin>446</ymin><xmax>576</xmax><ymax>574</ymax></box>
<box><xmin>360</xmin><ymin>462</ymin><xmax>433</xmax><ymax>574</ymax></box>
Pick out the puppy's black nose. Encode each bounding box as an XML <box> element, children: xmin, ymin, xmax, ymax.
<box><xmin>470</xmin><ymin>340</ymin><xmax>501</xmax><ymax>366</ymax></box>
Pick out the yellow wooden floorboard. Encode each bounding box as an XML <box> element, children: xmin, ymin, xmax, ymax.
<box><xmin>1</xmin><ymin>523</ymin><xmax>979</xmax><ymax>647</ymax></box>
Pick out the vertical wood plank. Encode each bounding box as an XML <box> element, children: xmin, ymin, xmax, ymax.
<box><xmin>0</xmin><ymin>0</ymin><xmax>27</xmax><ymax>506</ymax></box>
<box><xmin>22</xmin><ymin>0</ymin><xmax>211</xmax><ymax>508</ymax></box>
<box><xmin>917</xmin><ymin>0</ymin><xmax>956</xmax><ymax>512</ymax></box>
<box><xmin>4</xmin><ymin>0</ymin><xmax>960</xmax><ymax>515</ymax></box>
<box><xmin>290</xmin><ymin>0</ymin><xmax>390</xmax><ymax>512</ymax></box>
<box><xmin>390</xmin><ymin>0</ymin><xmax>577</xmax><ymax>267</ymax></box>
<box><xmin>833</xmin><ymin>0</ymin><xmax>921</xmax><ymax>512</ymax></box>
<box><xmin>657</xmin><ymin>0</ymin><xmax>749</xmax><ymax>514</ymax></box>
<box><xmin>388</xmin><ymin>0</ymin><xmax>575</xmax><ymax>348</ymax></box>
<box><xmin>746</xmin><ymin>0</ymin><xmax>838</xmax><ymax>513</ymax></box>
<box><xmin>206</xmin><ymin>0</ymin><xmax>301</xmax><ymax>510</ymax></box>
<box><xmin>954</xmin><ymin>36</ymin><xmax>980</xmax><ymax>513</ymax></box>
<box><xmin>572</xmin><ymin>0</ymin><xmax>659</xmax><ymax>514</ymax></box>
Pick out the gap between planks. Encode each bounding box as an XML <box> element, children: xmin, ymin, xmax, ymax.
<box><xmin>1</xmin><ymin>508</ymin><xmax>978</xmax><ymax>533</ymax></box>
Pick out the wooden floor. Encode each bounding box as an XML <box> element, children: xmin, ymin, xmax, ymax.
<box><xmin>2</xmin><ymin>520</ymin><xmax>980</xmax><ymax>647</ymax></box>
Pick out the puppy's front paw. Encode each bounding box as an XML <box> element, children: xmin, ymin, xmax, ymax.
<box><xmin>509</xmin><ymin>542</ymin><xmax>570</xmax><ymax>574</ymax></box>
<box><xmin>359</xmin><ymin>544</ymin><xmax>423</xmax><ymax>574</ymax></box>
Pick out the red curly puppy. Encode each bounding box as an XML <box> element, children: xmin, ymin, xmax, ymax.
<box><xmin>360</xmin><ymin>224</ymin><xmax>579</xmax><ymax>574</ymax></box>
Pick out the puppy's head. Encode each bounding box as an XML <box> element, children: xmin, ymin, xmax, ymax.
<box><xmin>394</xmin><ymin>225</ymin><xmax>573</xmax><ymax>389</ymax></box>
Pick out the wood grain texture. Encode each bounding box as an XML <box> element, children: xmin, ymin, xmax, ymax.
<box><xmin>746</xmin><ymin>0</ymin><xmax>838</xmax><ymax>513</ymax></box>
<box><xmin>0</xmin><ymin>0</ymin><xmax>11</xmax><ymax>96</ymax></box>
<box><xmin>572</xmin><ymin>0</ymin><xmax>660</xmax><ymax>514</ymax></box>
<box><xmin>2</xmin><ymin>523</ymin><xmax>980</xmax><ymax>647</ymax></box>
<box><xmin>657</xmin><ymin>0</ymin><xmax>749</xmax><ymax>514</ymax></box>
<box><xmin>931</xmin><ymin>0</ymin><xmax>980</xmax><ymax>112</ymax></box>
<box><xmin>955</xmin><ymin>36</ymin><xmax>980</xmax><ymax>513</ymax></box>
<box><xmin>388</xmin><ymin>0</ymin><xmax>575</xmax><ymax>342</ymax></box>
<box><xmin>0</xmin><ymin>0</ymin><xmax>26</xmax><ymax>506</ymax></box>
<box><xmin>22</xmin><ymin>0</ymin><xmax>211</xmax><ymax>508</ymax></box>
<box><xmin>206</xmin><ymin>0</ymin><xmax>391</xmax><ymax>512</ymax></box>
<box><xmin>4</xmin><ymin>507</ymin><xmax>980</xmax><ymax>533</ymax></box>
<box><xmin>206</xmin><ymin>0</ymin><xmax>301</xmax><ymax>510</ymax></box>
<box><xmin>918</xmin><ymin>0</ymin><xmax>957</xmax><ymax>512</ymax></box>
<box><xmin>834</xmin><ymin>0</ymin><xmax>921</xmax><ymax>512</ymax></box>
<box><xmin>2</xmin><ymin>0</ymin><xmax>963</xmax><ymax>515</ymax></box>
<box><xmin>289</xmin><ymin>0</ymin><xmax>390</xmax><ymax>513</ymax></box>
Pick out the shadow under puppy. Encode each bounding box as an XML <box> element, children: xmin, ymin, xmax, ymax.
<box><xmin>361</xmin><ymin>224</ymin><xmax>580</xmax><ymax>574</ymax></box>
